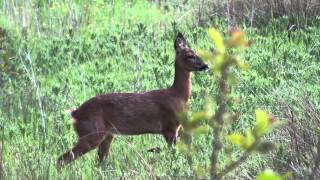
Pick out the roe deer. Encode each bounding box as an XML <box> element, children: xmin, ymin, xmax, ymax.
<box><xmin>57</xmin><ymin>32</ymin><xmax>208</xmax><ymax>167</ymax></box>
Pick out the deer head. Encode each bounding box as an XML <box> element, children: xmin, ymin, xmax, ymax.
<box><xmin>174</xmin><ymin>32</ymin><xmax>208</xmax><ymax>72</ymax></box>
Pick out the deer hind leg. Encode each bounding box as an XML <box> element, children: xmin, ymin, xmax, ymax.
<box><xmin>97</xmin><ymin>134</ymin><xmax>113</xmax><ymax>163</ymax></box>
<box><xmin>57</xmin><ymin>117</ymin><xmax>106</xmax><ymax>167</ymax></box>
<box><xmin>57</xmin><ymin>132</ymin><xmax>105</xmax><ymax>167</ymax></box>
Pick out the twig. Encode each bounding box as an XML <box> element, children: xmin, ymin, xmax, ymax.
<box><xmin>217</xmin><ymin>141</ymin><xmax>259</xmax><ymax>179</ymax></box>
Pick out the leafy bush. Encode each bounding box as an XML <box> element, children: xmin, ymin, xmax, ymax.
<box><xmin>178</xmin><ymin>28</ymin><xmax>288</xmax><ymax>179</ymax></box>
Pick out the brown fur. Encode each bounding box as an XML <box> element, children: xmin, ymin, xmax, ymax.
<box><xmin>57</xmin><ymin>32</ymin><xmax>208</xmax><ymax>167</ymax></box>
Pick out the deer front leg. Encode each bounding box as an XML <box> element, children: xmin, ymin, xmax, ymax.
<box><xmin>163</xmin><ymin>131</ymin><xmax>177</xmax><ymax>148</ymax></box>
<box><xmin>163</xmin><ymin>124</ymin><xmax>182</xmax><ymax>148</ymax></box>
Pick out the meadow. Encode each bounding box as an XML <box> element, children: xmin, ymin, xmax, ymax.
<box><xmin>0</xmin><ymin>0</ymin><xmax>319</xmax><ymax>179</ymax></box>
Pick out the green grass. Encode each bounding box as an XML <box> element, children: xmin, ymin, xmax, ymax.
<box><xmin>0</xmin><ymin>0</ymin><xmax>319</xmax><ymax>179</ymax></box>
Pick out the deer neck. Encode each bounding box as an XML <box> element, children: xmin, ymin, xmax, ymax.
<box><xmin>171</xmin><ymin>61</ymin><xmax>191</xmax><ymax>102</ymax></box>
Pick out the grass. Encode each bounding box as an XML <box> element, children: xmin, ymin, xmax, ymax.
<box><xmin>0</xmin><ymin>0</ymin><xmax>319</xmax><ymax>179</ymax></box>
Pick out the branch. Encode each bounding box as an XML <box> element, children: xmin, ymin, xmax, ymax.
<box><xmin>217</xmin><ymin>141</ymin><xmax>259</xmax><ymax>179</ymax></box>
<box><xmin>210</xmin><ymin>67</ymin><xmax>229</xmax><ymax>180</ymax></box>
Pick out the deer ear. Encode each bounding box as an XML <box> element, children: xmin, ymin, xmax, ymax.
<box><xmin>174</xmin><ymin>32</ymin><xmax>187</xmax><ymax>51</ymax></box>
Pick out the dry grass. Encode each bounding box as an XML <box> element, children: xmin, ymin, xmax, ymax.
<box><xmin>189</xmin><ymin>0</ymin><xmax>320</xmax><ymax>26</ymax></box>
<box><xmin>273</xmin><ymin>96</ymin><xmax>320</xmax><ymax>179</ymax></box>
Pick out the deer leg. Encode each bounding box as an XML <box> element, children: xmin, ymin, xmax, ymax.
<box><xmin>163</xmin><ymin>124</ymin><xmax>182</xmax><ymax>148</ymax></box>
<box><xmin>57</xmin><ymin>133</ymin><xmax>105</xmax><ymax>168</ymax></box>
<box><xmin>97</xmin><ymin>134</ymin><xmax>113</xmax><ymax>163</ymax></box>
<box><xmin>146</xmin><ymin>130</ymin><xmax>176</xmax><ymax>154</ymax></box>
<box><xmin>163</xmin><ymin>130</ymin><xmax>178</xmax><ymax>148</ymax></box>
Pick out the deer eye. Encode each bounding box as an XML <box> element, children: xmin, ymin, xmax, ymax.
<box><xmin>189</xmin><ymin>56</ymin><xmax>198</xmax><ymax>64</ymax></box>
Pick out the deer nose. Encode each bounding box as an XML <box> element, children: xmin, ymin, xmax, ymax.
<box><xmin>199</xmin><ymin>64</ymin><xmax>209</xmax><ymax>71</ymax></box>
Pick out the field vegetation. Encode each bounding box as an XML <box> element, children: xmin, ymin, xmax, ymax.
<box><xmin>0</xmin><ymin>0</ymin><xmax>319</xmax><ymax>179</ymax></box>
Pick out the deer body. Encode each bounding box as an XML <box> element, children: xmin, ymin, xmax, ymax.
<box><xmin>74</xmin><ymin>89</ymin><xmax>185</xmax><ymax>135</ymax></box>
<box><xmin>57</xmin><ymin>32</ymin><xmax>208</xmax><ymax>167</ymax></box>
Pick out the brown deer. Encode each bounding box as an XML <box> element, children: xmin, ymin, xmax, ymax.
<box><xmin>57</xmin><ymin>32</ymin><xmax>208</xmax><ymax>167</ymax></box>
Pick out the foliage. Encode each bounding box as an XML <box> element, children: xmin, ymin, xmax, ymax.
<box><xmin>178</xmin><ymin>28</ymin><xmax>287</xmax><ymax>179</ymax></box>
<box><xmin>256</xmin><ymin>169</ymin><xmax>290</xmax><ymax>180</ymax></box>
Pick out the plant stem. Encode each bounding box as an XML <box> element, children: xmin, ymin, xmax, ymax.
<box><xmin>217</xmin><ymin>141</ymin><xmax>259</xmax><ymax>179</ymax></box>
<box><xmin>210</xmin><ymin>66</ymin><xmax>229</xmax><ymax>180</ymax></box>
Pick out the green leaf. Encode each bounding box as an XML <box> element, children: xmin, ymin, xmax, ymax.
<box><xmin>256</xmin><ymin>169</ymin><xmax>283</xmax><ymax>180</ymax></box>
<box><xmin>255</xmin><ymin>109</ymin><xmax>269</xmax><ymax>137</ymax></box>
<box><xmin>208</xmin><ymin>28</ymin><xmax>225</xmax><ymax>53</ymax></box>
<box><xmin>190</xmin><ymin>125</ymin><xmax>211</xmax><ymax>135</ymax></box>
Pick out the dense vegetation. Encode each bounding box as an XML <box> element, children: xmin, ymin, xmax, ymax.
<box><xmin>0</xmin><ymin>0</ymin><xmax>319</xmax><ymax>179</ymax></box>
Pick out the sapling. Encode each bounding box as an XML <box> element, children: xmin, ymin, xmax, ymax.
<box><xmin>178</xmin><ymin>28</ymin><xmax>287</xmax><ymax>180</ymax></box>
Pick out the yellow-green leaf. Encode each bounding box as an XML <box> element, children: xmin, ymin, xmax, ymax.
<box><xmin>190</xmin><ymin>125</ymin><xmax>211</xmax><ymax>135</ymax></box>
<box><xmin>204</xmin><ymin>99</ymin><xmax>215</xmax><ymax>119</ymax></box>
<box><xmin>177</xmin><ymin>111</ymin><xmax>188</xmax><ymax>126</ymax></box>
<box><xmin>255</xmin><ymin>109</ymin><xmax>269</xmax><ymax>137</ymax></box>
<box><xmin>236</xmin><ymin>59</ymin><xmax>249</xmax><ymax>70</ymax></box>
<box><xmin>176</xmin><ymin>140</ymin><xmax>189</xmax><ymax>153</ymax></box>
<box><xmin>244</xmin><ymin>130</ymin><xmax>255</xmax><ymax>148</ymax></box>
<box><xmin>227</xmin><ymin>133</ymin><xmax>245</xmax><ymax>148</ymax></box>
<box><xmin>228</xmin><ymin>30</ymin><xmax>248</xmax><ymax>48</ymax></box>
<box><xmin>212</xmin><ymin>53</ymin><xmax>225</xmax><ymax>75</ymax></box>
<box><xmin>228</xmin><ymin>131</ymin><xmax>255</xmax><ymax>150</ymax></box>
<box><xmin>208</xmin><ymin>28</ymin><xmax>225</xmax><ymax>53</ymax></box>
<box><xmin>197</xmin><ymin>49</ymin><xmax>214</xmax><ymax>62</ymax></box>
<box><xmin>227</xmin><ymin>133</ymin><xmax>243</xmax><ymax>144</ymax></box>
<box><xmin>316</xmin><ymin>127</ymin><xmax>320</xmax><ymax>135</ymax></box>
<box><xmin>194</xmin><ymin>165</ymin><xmax>208</xmax><ymax>178</ymax></box>
<box><xmin>191</xmin><ymin>111</ymin><xmax>210</xmax><ymax>123</ymax></box>
<box><xmin>256</xmin><ymin>169</ymin><xmax>283</xmax><ymax>180</ymax></box>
